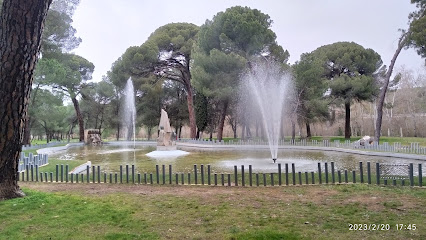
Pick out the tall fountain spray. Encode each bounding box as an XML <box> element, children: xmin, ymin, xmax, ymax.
<box><xmin>242</xmin><ymin>61</ymin><xmax>292</xmax><ymax>163</ymax></box>
<box><xmin>123</xmin><ymin>78</ymin><xmax>136</xmax><ymax>149</ymax></box>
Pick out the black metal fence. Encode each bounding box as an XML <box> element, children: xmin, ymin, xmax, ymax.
<box><xmin>18</xmin><ymin>162</ymin><xmax>424</xmax><ymax>188</ymax></box>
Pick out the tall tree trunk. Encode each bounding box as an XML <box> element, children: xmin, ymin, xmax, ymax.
<box><xmin>344</xmin><ymin>102</ymin><xmax>351</xmax><ymax>139</ymax></box>
<box><xmin>291</xmin><ymin>119</ymin><xmax>296</xmax><ymax>141</ymax></box>
<box><xmin>375</xmin><ymin>33</ymin><xmax>408</xmax><ymax>144</ymax></box>
<box><xmin>116</xmin><ymin>125</ymin><xmax>120</xmax><ymax>141</ymax></box>
<box><xmin>0</xmin><ymin>0</ymin><xmax>52</xmax><ymax>200</ymax></box>
<box><xmin>217</xmin><ymin>101</ymin><xmax>229</xmax><ymax>142</ymax></box>
<box><xmin>23</xmin><ymin>83</ymin><xmax>40</xmax><ymax>145</ymax></box>
<box><xmin>306</xmin><ymin>122</ymin><xmax>311</xmax><ymax>138</ymax></box>
<box><xmin>241</xmin><ymin>123</ymin><xmax>245</xmax><ymax>140</ymax></box>
<box><xmin>186</xmin><ymin>85</ymin><xmax>197</xmax><ymax>139</ymax></box>
<box><xmin>246</xmin><ymin>125</ymin><xmax>252</xmax><ymax>139</ymax></box>
<box><xmin>23</xmin><ymin>116</ymin><xmax>32</xmax><ymax>145</ymax></box>
<box><xmin>71</xmin><ymin>97</ymin><xmax>84</xmax><ymax>142</ymax></box>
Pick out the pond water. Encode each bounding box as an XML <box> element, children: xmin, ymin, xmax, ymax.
<box><xmin>49</xmin><ymin>143</ymin><xmax>424</xmax><ymax>174</ymax></box>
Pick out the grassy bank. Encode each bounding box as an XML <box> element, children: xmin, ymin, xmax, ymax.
<box><xmin>0</xmin><ymin>183</ymin><xmax>424</xmax><ymax>239</ymax></box>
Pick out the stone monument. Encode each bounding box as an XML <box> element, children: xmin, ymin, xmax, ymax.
<box><xmin>157</xmin><ymin>109</ymin><xmax>176</xmax><ymax>150</ymax></box>
<box><xmin>84</xmin><ymin>129</ymin><xmax>102</xmax><ymax>146</ymax></box>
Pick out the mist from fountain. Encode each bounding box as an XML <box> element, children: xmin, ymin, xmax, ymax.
<box><xmin>241</xmin><ymin>61</ymin><xmax>292</xmax><ymax>162</ymax></box>
<box><xmin>123</xmin><ymin>78</ymin><xmax>136</xmax><ymax>150</ymax></box>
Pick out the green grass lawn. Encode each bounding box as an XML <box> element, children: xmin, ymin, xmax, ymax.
<box><xmin>1</xmin><ymin>183</ymin><xmax>424</xmax><ymax>239</ymax></box>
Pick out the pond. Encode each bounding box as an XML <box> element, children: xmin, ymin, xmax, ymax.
<box><xmin>49</xmin><ymin>143</ymin><xmax>424</xmax><ymax>174</ymax></box>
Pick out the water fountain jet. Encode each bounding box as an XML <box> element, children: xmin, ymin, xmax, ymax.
<box><xmin>122</xmin><ymin>78</ymin><xmax>137</xmax><ymax>161</ymax></box>
<box><xmin>242</xmin><ymin>61</ymin><xmax>292</xmax><ymax>163</ymax></box>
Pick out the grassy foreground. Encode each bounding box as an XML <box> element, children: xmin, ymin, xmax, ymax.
<box><xmin>0</xmin><ymin>183</ymin><xmax>425</xmax><ymax>239</ymax></box>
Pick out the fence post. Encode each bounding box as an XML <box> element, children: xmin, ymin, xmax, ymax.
<box><xmin>92</xmin><ymin>165</ymin><xmax>96</xmax><ymax>183</ymax></box>
<box><xmin>344</xmin><ymin>170</ymin><xmax>348</xmax><ymax>183</ymax></box>
<box><xmin>201</xmin><ymin>165</ymin><xmax>205</xmax><ymax>185</ymax></box>
<box><xmin>86</xmin><ymin>165</ymin><xmax>90</xmax><ymax>183</ymax></box>
<box><xmin>305</xmin><ymin>172</ymin><xmax>308</xmax><ymax>184</ymax></box>
<box><xmin>409</xmin><ymin>163</ymin><xmax>414</xmax><ymax>187</ymax></box>
<box><xmin>221</xmin><ymin>173</ymin><xmax>224</xmax><ymax>186</ymax></box>
<box><xmin>263</xmin><ymin>174</ymin><xmax>267</xmax><ymax>186</ymax></box>
<box><xmin>126</xmin><ymin>165</ymin><xmax>129</xmax><ymax>184</ymax></box>
<box><xmin>376</xmin><ymin>163</ymin><xmax>380</xmax><ymax>185</ymax></box>
<box><xmin>65</xmin><ymin>165</ymin><xmax>69</xmax><ymax>183</ymax></box>
<box><xmin>256</xmin><ymin>173</ymin><xmax>259</xmax><ymax>186</ymax></box>
<box><xmin>419</xmin><ymin>164</ymin><xmax>423</xmax><ymax>187</ymax></box>
<box><xmin>56</xmin><ymin>164</ymin><xmax>59</xmax><ymax>182</ymax></box>
<box><xmin>162</xmin><ymin>165</ymin><xmax>166</xmax><ymax>185</ymax></box>
<box><xmin>359</xmin><ymin>162</ymin><xmax>364</xmax><ymax>183</ymax></box>
<box><xmin>194</xmin><ymin>165</ymin><xmax>198</xmax><ymax>185</ymax></box>
<box><xmin>298</xmin><ymin>172</ymin><xmax>302</xmax><ymax>185</ymax></box>
<box><xmin>214</xmin><ymin>173</ymin><xmax>217</xmax><ymax>186</ymax></box>
<box><xmin>325</xmin><ymin>162</ymin><xmax>329</xmax><ymax>184</ymax></box>
<box><xmin>132</xmin><ymin>165</ymin><xmax>135</xmax><ymax>184</ymax></box>
<box><xmin>35</xmin><ymin>165</ymin><xmax>39</xmax><ymax>182</ymax></box>
<box><xmin>234</xmin><ymin>166</ymin><xmax>238</xmax><ymax>186</ymax></box>
<box><xmin>292</xmin><ymin>163</ymin><xmax>296</xmax><ymax>185</ymax></box>
<box><xmin>367</xmin><ymin>162</ymin><xmax>371</xmax><ymax>184</ymax></box>
<box><xmin>169</xmin><ymin>165</ymin><xmax>172</xmax><ymax>185</ymax></box>
<box><xmin>331</xmin><ymin>162</ymin><xmax>335</xmax><ymax>184</ymax></box>
<box><xmin>155</xmin><ymin>165</ymin><xmax>159</xmax><ymax>184</ymax></box>
<box><xmin>285</xmin><ymin>163</ymin><xmax>289</xmax><ymax>185</ymax></box>
<box><xmin>249</xmin><ymin>165</ymin><xmax>253</xmax><ymax>187</ymax></box>
<box><xmin>241</xmin><ymin>165</ymin><xmax>245</xmax><ymax>186</ymax></box>
<box><xmin>98</xmin><ymin>166</ymin><xmax>101</xmax><ymax>183</ymax></box>
<box><xmin>352</xmin><ymin>171</ymin><xmax>356</xmax><ymax>183</ymax></box>
<box><xmin>318</xmin><ymin>163</ymin><xmax>322</xmax><ymax>184</ymax></box>
<box><xmin>338</xmin><ymin>170</ymin><xmax>341</xmax><ymax>183</ymax></box>
<box><xmin>208</xmin><ymin>165</ymin><xmax>211</xmax><ymax>185</ymax></box>
<box><xmin>278</xmin><ymin>163</ymin><xmax>282</xmax><ymax>186</ymax></box>
<box><xmin>120</xmin><ymin>165</ymin><xmax>123</xmax><ymax>184</ymax></box>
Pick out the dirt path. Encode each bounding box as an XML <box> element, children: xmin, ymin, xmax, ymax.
<box><xmin>19</xmin><ymin>182</ymin><xmax>340</xmax><ymax>203</ymax></box>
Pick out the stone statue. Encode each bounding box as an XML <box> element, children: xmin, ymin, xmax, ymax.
<box><xmin>84</xmin><ymin>129</ymin><xmax>102</xmax><ymax>146</ymax></box>
<box><xmin>157</xmin><ymin>109</ymin><xmax>176</xmax><ymax>150</ymax></box>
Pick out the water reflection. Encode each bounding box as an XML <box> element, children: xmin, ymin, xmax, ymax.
<box><xmin>49</xmin><ymin>144</ymin><xmax>423</xmax><ymax>174</ymax></box>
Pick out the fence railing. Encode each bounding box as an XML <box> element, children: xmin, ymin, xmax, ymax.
<box><xmin>18</xmin><ymin>152</ymin><xmax>49</xmax><ymax>172</ymax></box>
<box><xmin>21</xmin><ymin>139</ymin><xmax>79</xmax><ymax>151</ymax></box>
<box><xmin>178</xmin><ymin>138</ymin><xmax>426</xmax><ymax>155</ymax></box>
<box><xmin>18</xmin><ymin>162</ymin><xmax>424</xmax><ymax>188</ymax></box>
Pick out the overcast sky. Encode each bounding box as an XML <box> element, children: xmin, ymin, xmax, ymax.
<box><xmin>72</xmin><ymin>0</ymin><xmax>424</xmax><ymax>82</ymax></box>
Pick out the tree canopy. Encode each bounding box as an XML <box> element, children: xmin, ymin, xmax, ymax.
<box><xmin>310</xmin><ymin>42</ymin><xmax>382</xmax><ymax>138</ymax></box>
<box><xmin>111</xmin><ymin>22</ymin><xmax>199</xmax><ymax>138</ymax></box>
<box><xmin>192</xmin><ymin>6</ymin><xmax>289</xmax><ymax>141</ymax></box>
<box><xmin>409</xmin><ymin>0</ymin><xmax>426</xmax><ymax>62</ymax></box>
